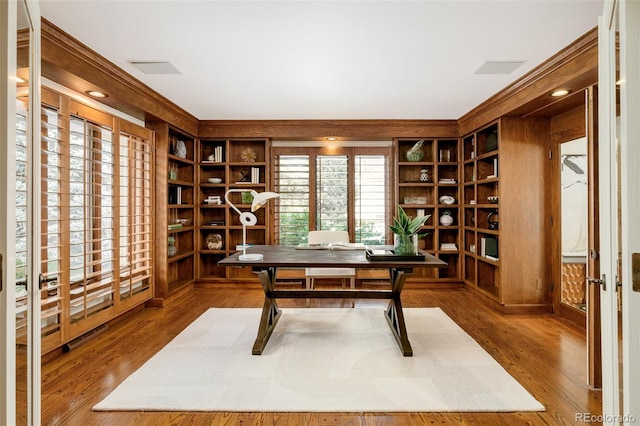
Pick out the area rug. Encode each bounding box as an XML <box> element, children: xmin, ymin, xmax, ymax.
<box><xmin>93</xmin><ymin>308</ymin><xmax>544</xmax><ymax>412</ymax></box>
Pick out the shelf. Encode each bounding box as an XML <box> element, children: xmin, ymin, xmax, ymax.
<box><xmin>168</xmin><ymin>251</ymin><xmax>195</xmax><ymax>263</ymax></box>
<box><xmin>195</xmin><ymin>138</ymin><xmax>271</xmax><ymax>283</ymax></box>
<box><xmin>396</xmin><ymin>137</ymin><xmax>461</xmax><ymax>282</ymax></box>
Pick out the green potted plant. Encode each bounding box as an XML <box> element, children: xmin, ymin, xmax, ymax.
<box><xmin>389</xmin><ymin>206</ymin><xmax>431</xmax><ymax>255</ymax></box>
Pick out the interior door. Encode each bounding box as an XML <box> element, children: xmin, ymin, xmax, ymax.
<box><xmin>619</xmin><ymin>0</ymin><xmax>640</xmax><ymax>420</ymax></box>
<box><xmin>1</xmin><ymin>0</ymin><xmax>41</xmax><ymax>424</ymax></box>
<box><xmin>598</xmin><ymin>3</ymin><xmax>621</xmax><ymax>420</ymax></box>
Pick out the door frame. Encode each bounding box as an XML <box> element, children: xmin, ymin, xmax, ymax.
<box><xmin>0</xmin><ymin>0</ymin><xmax>19</xmax><ymax>422</ymax></box>
<box><xmin>597</xmin><ymin>1</ymin><xmax>621</xmax><ymax>420</ymax></box>
<box><xmin>1</xmin><ymin>0</ymin><xmax>41</xmax><ymax>424</ymax></box>
<box><xmin>619</xmin><ymin>0</ymin><xmax>640</xmax><ymax>421</ymax></box>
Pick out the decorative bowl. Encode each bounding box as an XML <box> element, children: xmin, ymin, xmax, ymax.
<box><xmin>208</xmin><ymin>177</ymin><xmax>222</xmax><ymax>184</ymax></box>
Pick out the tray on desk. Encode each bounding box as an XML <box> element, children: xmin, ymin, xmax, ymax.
<box><xmin>366</xmin><ymin>249</ymin><xmax>425</xmax><ymax>261</ymax></box>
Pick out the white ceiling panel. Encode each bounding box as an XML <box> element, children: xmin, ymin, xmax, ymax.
<box><xmin>39</xmin><ymin>0</ymin><xmax>604</xmax><ymax>120</ymax></box>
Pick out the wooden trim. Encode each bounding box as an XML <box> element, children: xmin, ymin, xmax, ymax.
<box><xmin>198</xmin><ymin>119</ymin><xmax>459</xmax><ymax>139</ymax></box>
<box><xmin>459</xmin><ymin>28</ymin><xmax>598</xmax><ymax>134</ymax></box>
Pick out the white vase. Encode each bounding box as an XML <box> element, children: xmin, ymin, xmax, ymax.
<box><xmin>440</xmin><ymin>214</ymin><xmax>453</xmax><ymax>226</ymax></box>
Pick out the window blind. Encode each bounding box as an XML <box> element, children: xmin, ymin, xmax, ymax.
<box><xmin>68</xmin><ymin>115</ymin><xmax>116</xmax><ymax>322</ymax></box>
<box><xmin>274</xmin><ymin>154</ymin><xmax>310</xmax><ymax>245</ymax></box>
<box><xmin>355</xmin><ymin>155</ymin><xmax>388</xmax><ymax>244</ymax></box>
<box><xmin>118</xmin><ymin>131</ymin><xmax>153</xmax><ymax>299</ymax></box>
<box><xmin>316</xmin><ymin>155</ymin><xmax>349</xmax><ymax>231</ymax></box>
<box><xmin>40</xmin><ymin>105</ymin><xmax>65</xmax><ymax>337</ymax></box>
<box><xmin>273</xmin><ymin>148</ymin><xmax>391</xmax><ymax>246</ymax></box>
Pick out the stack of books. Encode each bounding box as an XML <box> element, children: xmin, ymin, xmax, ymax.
<box><xmin>438</xmin><ymin>178</ymin><xmax>457</xmax><ymax>184</ymax></box>
<box><xmin>251</xmin><ymin>167</ymin><xmax>260</xmax><ymax>184</ymax></box>
<box><xmin>203</xmin><ymin>146</ymin><xmax>224</xmax><ymax>163</ymax></box>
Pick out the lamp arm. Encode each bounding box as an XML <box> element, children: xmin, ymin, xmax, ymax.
<box><xmin>224</xmin><ymin>189</ymin><xmax>244</xmax><ymax>216</ymax></box>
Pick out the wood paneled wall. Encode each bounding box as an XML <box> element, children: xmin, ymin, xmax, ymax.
<box><xmin>197</xmin><ymin>119</ymin><xmax>459</xmax><ymax>139</ymax></box>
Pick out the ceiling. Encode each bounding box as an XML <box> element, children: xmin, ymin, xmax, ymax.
<box><xmin>39</xmin><ymin>1</ymin><xmax>604</xmax><ymax>121</ymax></box>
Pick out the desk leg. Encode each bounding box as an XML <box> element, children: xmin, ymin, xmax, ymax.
<box><xmin>384</xmin><ymin>268</ymin><xmax>413</xmax><ymax>357</ymax></box>
<box><xmin>252</xmin><ymin>267</ymin><xmax>282</xmax><ymax>355</ymax></box>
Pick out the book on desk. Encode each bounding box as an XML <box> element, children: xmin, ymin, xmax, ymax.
<box><xmin>295</xmin><ymin>242</ymin><xmax>367</xmax><ymax>251</ymax></box>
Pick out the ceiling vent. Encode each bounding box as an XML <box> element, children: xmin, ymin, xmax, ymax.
<box><xmin>473</xmin><ymin>60</ymin><xmax>525</xmax><ymax>75</ymax></box>
<box><xmin>128</xmin><ymin>61</ymin><xmax>181</xmax><ymax>75</ymax></box>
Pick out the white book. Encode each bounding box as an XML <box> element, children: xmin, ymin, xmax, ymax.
<box><xmin>295</xmin><ymin>242</ymin><xmax>366</xmax><ymax>251</ymax></box>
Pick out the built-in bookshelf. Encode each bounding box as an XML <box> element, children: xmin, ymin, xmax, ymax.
<box><xmin>196</xmin><ymin>138</ymin><xmax>271</xmax><ymax>282</ymax></box>
<box><xmin>396</xmin><ymin>138</ymin><xmax>461</xmax><ymax>282</ymax></box>
<box><xmin>150</xmin><ymin>123</ymin><xmax>197</xmax><ymax>303</ymax></box>
<box><xmin>462</xmin><ymin>118</ymin><xmax>552</xmax><ymax>313</ymax></box>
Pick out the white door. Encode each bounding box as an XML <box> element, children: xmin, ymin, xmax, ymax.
<box><xmin>1</xmin><ymin>0</ymin><xmax>41</xmax><ymax>424</ymax></box>
<box><xmin>618</xmin><ymin>0</ymin><xmax>640</xmax><ymax>422</ymax></box>
<box><xmin>598</xmin><ymin>0</ymin><xmax>640</xmax><ymax>423</ymax></box>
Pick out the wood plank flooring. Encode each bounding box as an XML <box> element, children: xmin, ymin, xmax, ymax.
<box><xmin>40</xmin><ymin>284</ymin><xmax>602</xmax><ymax>425</ymax></box>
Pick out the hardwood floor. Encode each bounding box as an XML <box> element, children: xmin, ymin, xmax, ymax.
<box><xmin>41</xmin><ymin>284</ymin><xmax>602</xmax><ymax>425</ymax></box>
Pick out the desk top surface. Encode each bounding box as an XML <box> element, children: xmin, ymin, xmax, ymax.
<box><xmin>218</xmin><ymin>245</ymin><xmax>447</xmax><ymax>269</ymax></box>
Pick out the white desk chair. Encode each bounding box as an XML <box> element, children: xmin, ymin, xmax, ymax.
<box><xmin>305</xmin><ymin>230</ymin><xmax>356</xmax><ymax>291</ymax></box>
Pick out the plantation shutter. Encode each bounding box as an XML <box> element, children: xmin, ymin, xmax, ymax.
<box><xmin>274</xmin><ymin>154</ymin><xmax>310</xmax><ymax>245</ymax></box>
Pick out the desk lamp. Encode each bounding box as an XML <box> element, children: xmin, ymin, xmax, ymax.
<box><xmin>224</xmin><ymin>189</ymin><xmax>280</xmax><ymax>261</ymax></box>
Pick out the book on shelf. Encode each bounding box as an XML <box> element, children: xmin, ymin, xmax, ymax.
<box><xmin>440</xmin><ymin>243</ymin><xmax>458</xmax><ymax>251</ymax></box>
<box><xmin>168</xmin><ymin>185</ymin><xmax>182</xmax><ymax>204</ymax></box>
<box><xmin>167</xmin><ymin>223</ymin><xmax>183</xmax><ymax>230</ymax></box>
<box><xmin>251</xmin><ymin>167</ymin><xmax>260</xmax><ymax>184</ymax></box>
<box><xmin>295</xmin><ymin>242</ymin><xmax>367</xmax><ymax>251</ymax></box>
<box><xmin>203</xmin><ymin>146</ymin><xmax>224</xmax><ymax>163</ymax></box>
<box><xmin>438</xmin><ymin>178</ymin><xmax>457</xmax><ymax>184</ymax></box>
<box><xmin>480</xmin><ymin>237</ymin><xmax>498</xmax><ymax>258</ymax></box>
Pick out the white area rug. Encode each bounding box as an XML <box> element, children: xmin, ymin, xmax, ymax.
<box><xmin>93</xmin><ymin>308</ymin><xmax>544</xmax><ymax>412</ymax></box>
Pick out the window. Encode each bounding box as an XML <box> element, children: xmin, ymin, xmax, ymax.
<box><xmin>273</xmin><ymin>145</ymin><xmax>391</xmax><ymax>245</ymax></box>
<box><xmin>274</xmin><ymin>154</ymin><xmax>310</xmax><ymax>246</ymax></box>
<box><xmin>316</xmin><ymin>155</ymin><xmax>348</xmax><ymax>231</ymax></box>
<box><xmin>118</xmin><ymin>128</ymin><xmax>153</xmax><ymax>300</ymax></box>
<box><xmin>40</xmin><ymin>105</ymin><xmax>65</xmax><ymax>337</ymax></box>
<box><xmin>14</xmin><ymin>96</ymin><xmax>28</xmax><ymax>340</ymax></box>
<box><xmin>355</xmin><ymin>155</ymin><xmax>388</xmax><ymax>245</ymax></box>
<box><xmin>68</xmin><ymin>114</ymin><xmax>116</xmax><ymax>321</ymax></box>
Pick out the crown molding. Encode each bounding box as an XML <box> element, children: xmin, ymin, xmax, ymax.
<box><xmin>40</xmin><ymin>18</ymin><xmax>198</xmax><ymax>135</ymax></box>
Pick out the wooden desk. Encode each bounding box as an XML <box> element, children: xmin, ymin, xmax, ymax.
<box><xmin>218</xmin><ymin>245</ymin><xmax>447</xmax><ymax>356</ymax></box>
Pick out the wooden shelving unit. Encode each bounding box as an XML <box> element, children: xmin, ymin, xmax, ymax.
<box><xmin>462</xmin><ymin>122</ymin><xmax>501</xmax><ymax>299</ymax></box>
<box><xmin>150</xmin><ymin>123</ymin><xmax>197</xmax><ymax>303</ymax></box>
<box><xmin>396</xmin><ymin>138</ymin><xmax>461</xmax><ymax>282</ymax></box>
<box><xmin>462</xmin><ymin>118</ymin><xmax>552</xmax><ymax>313</ymax></box>
<box><xmin>196</xmin><ymin>138</ymin><xmax>271</xmax><ymax>282</ymax></box>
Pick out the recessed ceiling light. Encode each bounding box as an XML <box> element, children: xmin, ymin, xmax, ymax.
<box><xmin>326</xmin><ymin>137</ymin><xmax>338</xmax><ymax>141</ymax></box>
<box><xmin>550</xmin><ymin>89</ymin><xmax>571</xmax><ymax>97</ymax></box>
<box><xmin>86</xmin><ymin>90</ymin><xmax>108</xmax><ymax>98</ymax></box>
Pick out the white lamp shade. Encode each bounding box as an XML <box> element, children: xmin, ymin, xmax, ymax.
<box><xmin>251</xmin><ymin>191</ymin><xmax>280</xmax><ymax>212</ymax></box>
